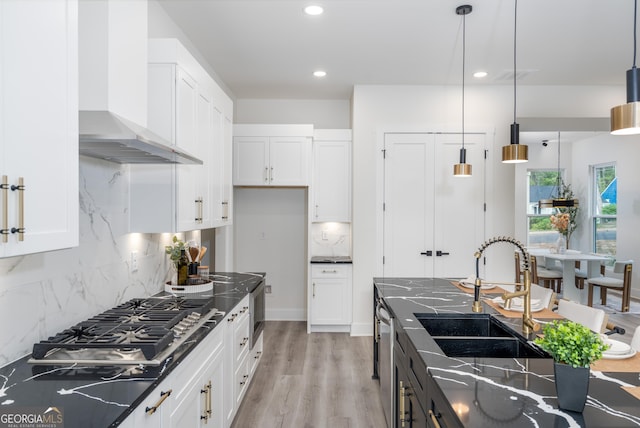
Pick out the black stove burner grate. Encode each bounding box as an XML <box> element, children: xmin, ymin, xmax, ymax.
<box><xmin>31</xmin><ymin>296</ymin><xmax>216</xmax><ymax>361</ymax></box>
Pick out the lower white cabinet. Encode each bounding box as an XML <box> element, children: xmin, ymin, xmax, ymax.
<box><xmin>309</xmin><ymin>264</ymin><xmax>352</xmax><ymax>332</ymax></box>
<box><xmin>121</xmin><ymin>295</ymin><xmax>259</xmax><ymax>428</ymax></box>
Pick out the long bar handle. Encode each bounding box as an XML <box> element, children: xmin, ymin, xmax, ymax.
<box><xmin>429</xmin><ymin>410</ymin><xmax>442</xmax><ymax>428</ymax></box>
<box><xmin>399</xmin><ymin>381</ymin><xmax>406</xmax><ymax>428</ymax></box>
<box><xmin>145</xmin><ymin>389</ymin><xmax>172</xmax><ymax>415</ymax></box>
<box><xmin>264</xmin><ymin>166</ymin><xmax>269</xmax><ymax>182</ymax></box>
<box><xmin>11</xmin><ymin>177</ymin><xmax>25</xmax><ymax>241</ymax></box>
<box><xmin>313</xmin><ymin>282</ymin><xmax>316</xmax><ymax>297</ymax></box>
<box><xmin>200</xmin><ymin>380</ymin><xmax>212</xmax><ymax>423</ymax></box>
<box><xmin>1</xmin><ymin>175</ymin><xmax>8</xmax><ymax>243</ymax></box>
<box><xmin>270</xmin><ymin>166</ymin><xmax>274</xmax><ymax>182</ymax></box>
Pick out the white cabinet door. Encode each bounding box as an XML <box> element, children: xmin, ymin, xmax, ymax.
<box><xmin>233</xmin><ymin>136</ymin><xmax>311</xmax><ymax>186</ymax></box>
<box><xmin>382</xmin><ymin>133</ymin><xmax>486</xmax><ymax>277</ymax></box>
<box><xmin>312</xmin><ymin>141</ymin><xmax>351</xmax><ymax>222</ymax></box>
<box><xmin>310</xmin><ymin>265</ymin><xmax>352</xmax><ymax>326</ymax></box>
<box><xmin>0</xmin><ymin>0</ymin><xmax>78</xmax><ymax>257</ymax></box>
<box><xmin>233</xmin><ymin>136</ymin><xmax>270</xmax><ymax>185</ymax></box>
<box><xmin>131</xmin><ymin>63</ymin><xmax>205</xmax><ymax>233</ymax></box>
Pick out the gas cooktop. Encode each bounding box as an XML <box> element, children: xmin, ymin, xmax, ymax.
<box><xmin>29</xmin><ymin>296</ymin><xmax>225</xmax><ymax>366</ymax></box>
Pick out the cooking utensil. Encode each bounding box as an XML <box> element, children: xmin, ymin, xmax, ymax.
<box><xmin>197</xmin><ymin>246</ymin><xmax>207</xmax><ymax>262</ymax></box>
<box><xmin>188</xmin><ymin>246</ymin><xmax>199</xmax><ymax>263</ymax></box>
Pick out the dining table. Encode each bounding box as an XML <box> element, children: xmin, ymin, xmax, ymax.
<box><xmin>528</xmin><ymin>248</ymin><xmax>609</xmax><ymax>305</ymax></box>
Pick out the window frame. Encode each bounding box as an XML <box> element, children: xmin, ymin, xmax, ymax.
<box><xmin>526</xmin><ymin>168</ymin><xmax>564</xmax><ymax>249</ymax></box>
<box><xmin>591</xmin><ymin>162</ymin><xmax>617</xmax><ymax>256</ymax></box>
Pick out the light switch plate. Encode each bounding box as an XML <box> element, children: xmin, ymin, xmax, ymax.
<box><xmin>130</xmin><ymin>251</ymin><xmax>138</xmax><ymax>272</ymax></box>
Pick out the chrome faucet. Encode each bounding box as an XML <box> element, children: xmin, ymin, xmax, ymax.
<box><xmin>473</xmin><ymin>236</ymin><xmax>540</xmax><ymax>335</ymax></box>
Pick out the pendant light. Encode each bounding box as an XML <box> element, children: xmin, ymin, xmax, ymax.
<box><xmin>501</xmin><ymin>0</ymin><xmax>528</xmax><ymax>163</ymax></box>
<box><xmin>453</xmin><ymin>5</ymin><xmax>473</xmax><ymax>177</ymax></box>
<box><xmin>538</xmin><ymin>132</ymin><xmax>579</xmax><ymax>208</ymax></box>
<box><xmin>611</xmin><ymin>0</ymin><xmax>640</xmax><ymax>135</ymax></box>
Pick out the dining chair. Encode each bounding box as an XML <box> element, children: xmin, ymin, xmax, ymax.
<box><xmin>531</xmin><ymin>255</ymin><xmax>563</xmax><ymax>294</ymax></box>
<box><xmin>631</xmin><ymin>325</ymin><xmax>640</xmax><ymax>352</ymax></box>
<box><xmin>587</xmin><ymin>260</ymin><xmax>633</xmax><ymax>312</ymax></box>
<box><xmin>574</xmin><ymin>260</ymin><xmax>606</xmax><ymax>290</ymax></box>
<box><xmin>556</xmin><ymin>298</ymin><xmax>607</xmax><ymax>333</ymax></box>
<box><xmin>530</xmin><ymin>283</ymin><xmax>555</xmax><ymax>309</ymax></box>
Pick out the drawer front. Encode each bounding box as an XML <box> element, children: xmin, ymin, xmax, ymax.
<box><xmin>311</xmin><ymin>264</ymin><xmax>350</xmax><ymax>278</ymax></box>
<box><xmin>234</xmin><ymin>313</ymin><xmax>250</xmax><ymax>364</ymax></box>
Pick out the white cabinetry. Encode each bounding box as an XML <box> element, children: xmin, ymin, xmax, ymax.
<box><xmin>232</xmin><ymin>125</ymin><xmax>313</xmax><ymax>187</ymax></box>
<box><xmin>130</xmin><ymin>39</ymin><xmax>233</xmax><ymax>232</ymax></box>
<box><xmin>121</xmin><ymin>295</ymin><xmax>261</xmax><ymax>428</ymax></box>
<box><xmin>309</xmin><ymin>264</ymin><xmax>352</xmax><ymax>332</ymax></box>
<box><xmin>223</xmin><ymin>295</ymin><xmax>253</xmax><ymax>427</ymax></box>
<box><xmin>0</xmin><ymin>0</ymin><xmax>78</xmax><ymax>257</ymax></box>
<box><xmin>312</xmin><ymin>130</ymin><xmax>352</xmax><ymax>222</ymax></box>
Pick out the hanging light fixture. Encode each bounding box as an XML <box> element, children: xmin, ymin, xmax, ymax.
<box><xmin>453</xmin><ymin>4</ymin><xmax>473</xmax><ymax>177</ymax></box>
<box><xmin>502</xmin><ymin>0</ymin><xmax>528</xmax><ymax>163</ymax></box>
<box><xmin>611</xmin><ymin>0</ymin><xmax>640</xmax><ymax>135</ymax></box>
<box><xmin>538</xmin><ymin>132</ymin><xmax>579</xmax><ymax>209</ymax></box>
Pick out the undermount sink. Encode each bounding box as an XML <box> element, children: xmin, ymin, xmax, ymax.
<box><xmin>416</xmin><ymin>313</ymin><xmax>549</xmax><ymax>359</ymax></box>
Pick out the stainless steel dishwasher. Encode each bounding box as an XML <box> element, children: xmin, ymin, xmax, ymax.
<box><xmin>376</xmin><ymin>298</ymin><xmax>394</xmax><ymax>427</ymax></box>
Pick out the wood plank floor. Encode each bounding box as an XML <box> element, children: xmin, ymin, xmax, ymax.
<box><xmin>231</xmin><ymin>321</ymin><xmax>387</xmax><ymax>428</ymax></box>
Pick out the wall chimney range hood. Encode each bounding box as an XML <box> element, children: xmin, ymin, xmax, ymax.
<box><xmin>79</xmin><ymin>111</ymin><xmax>202</xmax><ymax>165</ymax></box>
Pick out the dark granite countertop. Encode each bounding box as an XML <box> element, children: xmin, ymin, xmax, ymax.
<box><xmin>374</xmin><ymin>277</ymin><xmax>640</xmax><ymax>427</ymax></box>
<box><xmin>0</xmin><ymin>272</ymin><xmax>264</xmax><ymax>428</ymax></box>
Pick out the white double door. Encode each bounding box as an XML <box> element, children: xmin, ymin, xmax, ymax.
<box><xmin>383</xmin><ymin>133</ymin><xmax>486</xmax><ymax>278</ymax></box>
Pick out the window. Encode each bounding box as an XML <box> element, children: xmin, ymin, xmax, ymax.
<box><xmin>527</xmin><ymin>169</ymin><xmax>562</xmax><ymax>249</ymax></box>
<box><xmin>592</xmin><ymin>163</ymin><xmax>617</xmax><ymax>255</ymax></box>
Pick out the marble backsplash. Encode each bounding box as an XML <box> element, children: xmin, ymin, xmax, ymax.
<box><xmin>0</xmin><ymin>157</ymin><xmax>196</xmax><ymax>366</ymax></box>
<box><xmin>310</xmin><ymin>222</ymin><xmax>351</xmax><ymax>257</ymax></box>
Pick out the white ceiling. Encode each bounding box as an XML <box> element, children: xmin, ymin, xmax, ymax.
<box><xmin>157</xmin><ymin>0</ymin><xmax>635</xmax><ymax>100</ymax></box>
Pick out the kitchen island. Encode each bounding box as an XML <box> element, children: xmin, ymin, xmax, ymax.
<box><xmin>375</xmin><ymin>277</ymin><xmax>640</xmax><ymax>427</ymax></box>
<box><xmin>0</xmin><ymin>272</ymin><xmax>264</xmax><ymax>428</ymax></box>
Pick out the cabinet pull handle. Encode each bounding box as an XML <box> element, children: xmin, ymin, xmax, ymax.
<box><xmin>270</xmin><ymin>166</ymin><xmax>274</xmax><ymax>182</ymax></box>
<box><xmin>1</xmin><ymin>175</ymin><xmax>8</xmax><ymax>243</ymax></box>
<box><xmin>264</xmin><ymin>166</ymin><xmax>269</xmax><ymax>182</ymax></box>
<box><xmin>145</xmin><ymin>389</ymin><xmax>172</xmax><ymax>415</ymax></box>
<box><xmin>240</xmin><ymin>337</ymin><xmax>249</xmax><ymax>347</ymax></box>
<box><xmin>315</xmin><ymin>204</ymin><xmax>318</xmax><ymax>218</ymax></box>
<box><xmin>399</xmin><ymin>381</ymin><xmax>406</xmax><ymax>428</ymax></box>
<box><xmin>321</xmin><ymin>269</ymin><xmax>338</xmax><ymax>274</ymax></box>
<box><xmin>11</xmin><ymin>177</ymin><xmax>25</xmax><ymax>241</ymax></box>
<box><xmin>200</xmin><ymin>380</ymin><xmax>212</xmax><ymax>422</ymax></box>
<box><xmin>222</xmin><ymin>200</ymin><xmax>229</xmax><ymax>220</ymax></box>
<box><xmin>313</xmin><ymin>282</ymin><xmax>316</xmax><ymax>298</ymax></box>
<box><xmin>374</xmin><ymin>318</ymin><xmax>379</xmax><ymax>343</ymax></box>
<box><xmin>428</xmin><ymin>410</ymin><xmax>442</xmax><ymax>428</ymax></box>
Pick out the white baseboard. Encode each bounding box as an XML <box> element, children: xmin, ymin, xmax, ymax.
<box><xmin>350</xmin><ymin>322</ymin><xmax>371</xmax><ymax>337</ymax></box>
<box><xmin>309</xmin><ymin>324</ymin><xmax>351</xmax><ymax>333</ymax></box>
<box><xmin>266</xmin><ymin>308</ymin><xmax>306</xmax><ymax>321</ymax></box>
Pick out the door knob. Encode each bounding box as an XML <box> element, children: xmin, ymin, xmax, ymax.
<box><xmin>436</xmin><ymin>251</ymin><xmax>450</xmax><ymax>256</ymax></box>
<box><xmin>420</xmin><ymin>251</ymin><xmax>433</xmax><ymax>256</ymax></box>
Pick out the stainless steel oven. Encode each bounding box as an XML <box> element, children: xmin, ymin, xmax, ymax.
<box><xmin>375</xmin><ymin>296</ymin><xmax>394</xmax><ymax>428</ymax></box>
<box><xmin>249</xmin><ymin>279</ymin><xmax>265</xmax><ymax>349</ymax></box>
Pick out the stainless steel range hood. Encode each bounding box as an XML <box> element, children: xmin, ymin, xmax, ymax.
<box><xmin>79</xmin><ymin>111</ymin><xmax>203</xmax><ymax>165</ymax></box>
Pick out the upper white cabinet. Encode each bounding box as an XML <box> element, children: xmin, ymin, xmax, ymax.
<box><xmin>233</xmin><ymin>125</ymin><xmax>313</xmax><ymax>187</ymax></box>
<box><xmin>312</xmin><ymin>130</ymin><xmax>352</xmax><ymax>222</ymax></box>
<box><xmin>130</xmin><ymin>39</ymin><xmax>233</xmax><ymax>232</ymax></box>
<box><xmin>0</xmin><ymin>0</ymin><xmax>78</xmax><ymax>257</ymax></box>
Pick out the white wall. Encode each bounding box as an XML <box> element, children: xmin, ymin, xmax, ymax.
<box><xmin>235</xmin><ymin>99</ymin><xmax>351</xmax><ymax>129</ymax></box>
<box><xmin>233</xmin><ymin>188</ymin><xmax>307</xmax><ymax>320</ymax></box>
<box><xmin>349</xmin><ymin>84</ymin><xmax>625</xmax><ymax>335</ymax></box>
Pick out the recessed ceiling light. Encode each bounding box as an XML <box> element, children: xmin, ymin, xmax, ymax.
<box><xmin>313</xmin><ymin>70</ymin><xmax>327</xmax><ymax>77</ymax></box>
<box><xmin>304</xmin><ymin>5</ymin><xmax>324</xmax><ymax>16</ymax></box>
<box><xmin>473</xmin><ymin>71</ymin><xmax>488</xmax><ymax>78</ymax></box>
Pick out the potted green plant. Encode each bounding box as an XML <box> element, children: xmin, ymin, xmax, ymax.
<box><xmin>165</xmin><ymin>236</ymin><xmax>188</xmax><ymax>283</ymax></box>
<box><xmin>534</xmin><ymin>320</ymin><xmax>608</xmax><ymax>412</ymax></box>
